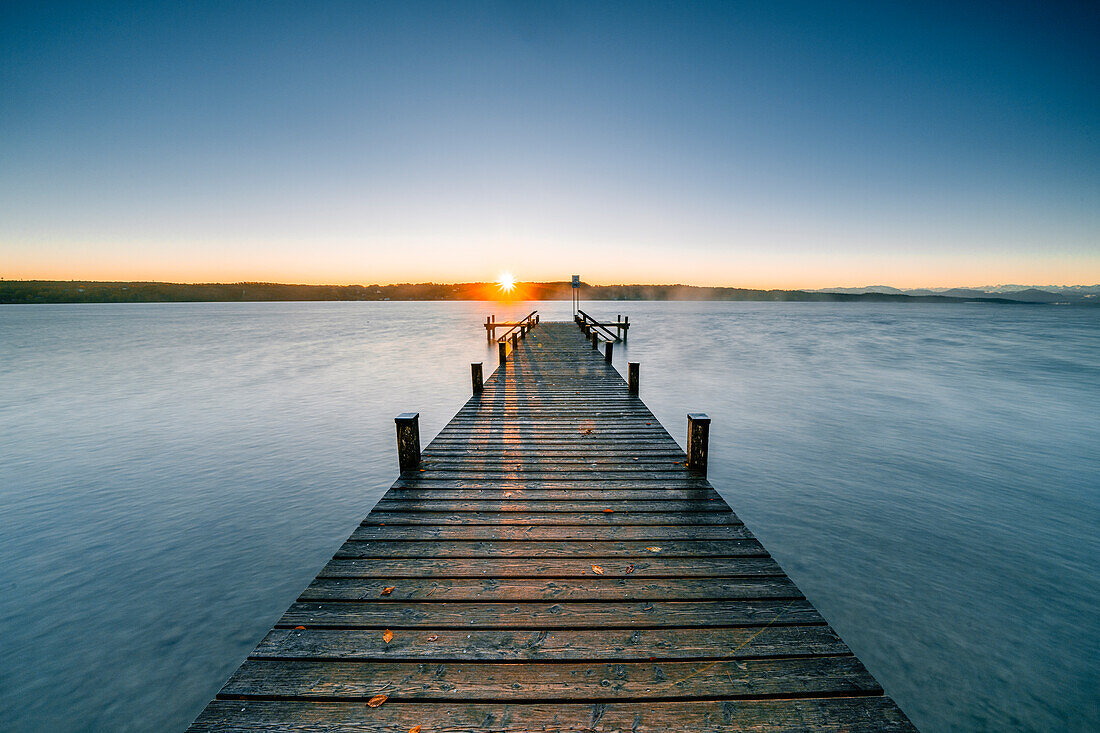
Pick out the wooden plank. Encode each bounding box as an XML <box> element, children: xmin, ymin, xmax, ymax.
<box><xmin>381</xmin><ymin>488</ymin><xmax>724</xmax><ymax>500</ymax></box>
<box><xmin>317</xmin><ymin>556</ymin><xmax>784</xmax><ymax>578</ymax></box>
<box><xmin>333</xmin><ymin>539</ymin><xmax>767</xmax><ymax>558</ymax></box>
<box><xmin>251</xmin><ymin>625</ymin><xmax>850</xmax><ymax>661</ymax></box>
<box><xmin>349</xmin><ymin>525</ymin><xmax>756</xmax><ymax>541</ymax></box>
<box><xmin>360</xmin><ymin>511</ymin><xmax>739</xmax><ymax>525</ymax></box>
<box><xmin>277</xmin><ymin>599</ymin><xmax>822</xmax><ymax>628</ymax></box>
<box><xmin>191</xmin><ymin>698</ymin><xmax>918</xmax><ymax>732</ymax></box>
<box><xmin>219</xmin><ymin>656</ymin><xmax>878</xmax><ymax>700</ymax></box>
<box><xmin>300</xmin><ymin>577</ymin><xmax>803</xmax><ymax>601</ymax></box>
<box><xmin>372</xmin><ymin>499</ymin><xmax>729</xmax><ymax>513</ymax></box>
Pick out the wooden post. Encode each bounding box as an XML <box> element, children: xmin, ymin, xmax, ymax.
<box><xmin>498</xmin><ymin>341</ymin><xmax>507</xmax><ymax>365</ymax></box>
<box><xmin>395</xmin><ymin>412</ymin><xmax>421</xmax><ymax>473</ymax></box>
<box><xmin>591</xmin><ymin>332</ymin><xmax>599</xmax><ymax>349</ymax></box>
<box><xmin>628</xmin><ymin>362</ymin><xmax>639</xmax><ymax>394</ymax></box>
<box><xmin>471</xmin><ymin>362</ymin><xmax>483</xmax><ymax>394</ymax></box>
<box><xmin>511</xmin><ymin>332</ymin><xmax>518</xmax><ymax>351</ymax></box>
<box><xmin>687</xmin><ymin>414</ymin><xmax>710</xmax><ymax>476</ymax></box>
<box><xmin>624</xmin><ymin>315</ymin><xmax>629</xmax><ymax>341</ymax></box>
<box><xmin>604</xmin><ymin>341</ymin><xmax>613</xmax><ymax>363</ymax></box>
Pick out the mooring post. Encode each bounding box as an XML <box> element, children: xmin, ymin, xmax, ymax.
<box><xmin>628</xmin><ymin>362</ymin><xmax>639</xmax><ymax>394</ymax></box>
<box><xmin>498</xmin><ymin>341</ymin><xmax>507</xmax><ymax>365</ymax></box>
<box><xmin>623</xmin><ymin>315</ymin><xmax>629</xmax><ymax>341</ymax></box>
<box><xmin>687</xmin><ymin>413</ymin><xmax>711</xmax><ymax>476</ymax></box>
<box><xmin>604</xmin><ymin>341</ymin><xmax>614</xmax><ymax>363</ymax></box>
<box><xmin>395</xmin><ymin>412</ymin><xmax>421</xmax><ymax>473</ymax></box>
<box><xmin>471</xmin><ymin>362</ymin><xmax>483</xmax><ymax>394</ymax></box>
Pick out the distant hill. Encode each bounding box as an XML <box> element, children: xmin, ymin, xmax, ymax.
<box><xmin>813</xmin><ymin>284</ymin><xmax>1099</xmax><ymax>304</ymax></box>
<box><xmin>0</xmin><ymin>279</ymin><xmax>1059</xmax><ymax>305</ymax></box>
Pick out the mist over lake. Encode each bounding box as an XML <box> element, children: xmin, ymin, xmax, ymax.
<box><xmin>1</xmin><ymin>300</ymin><xmax>1097</xmax><ymax>732</ymax></box>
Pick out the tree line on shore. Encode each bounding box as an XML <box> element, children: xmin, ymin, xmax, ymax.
<box><xmin>0</xmin><ymin>279</ymin><xmax>1032</xmax><ymax>304</ymax></box>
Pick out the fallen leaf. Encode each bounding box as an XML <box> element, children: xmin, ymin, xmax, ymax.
<box><xmin>592</xmin><ymin>565</ymin><xmax>604</xmax><ymax>575</ymax></box>
<box><xmin>645</xmin><ymin>546</ymin><xmax>662</xmax><ymax>552</ymax></box>
<box><xmin>409</xmin><ymin>726</ymin><xmax>422</xmax><ymax>733</ymax></box>
<box><xmin>293</xmin><ymin>626</ymin><xmax>305</xmax><ymax>630</ymax></box>
<box><xmin>380</xmin><ymin>587</ymin><xmax>395</xmax><ymax>596</ymax></box>
<box><xmin>427</xmin><ymin>634</ymin><xmax>439</xmax><ymax>642</ymax></box>
<box><xmin>367</xmin><ymin>694</ymin><xmax>387</xmax><ymax>708</ymax></box>
<box><xmin>603</xmin><ymin>508</ymin><xmax>614</xmax><ymax>513</ymax></box>
<box><xmin>626</xmin><ymin>564</ymin><xmax>635</xmax><ymax>574</ymax></box>
<box><xmin>383</xmin><ymin>629</ymin><xmax>394</xmax><ymax>643</ymax></box>
<box><xmin>646</xmin><ymin>422</ymin><xmax>652</xmax><ymax>425</ymax></box>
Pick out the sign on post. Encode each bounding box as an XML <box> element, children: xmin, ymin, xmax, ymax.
<box><xmin>571</xmin><ymin>275</ymin><xmax>580</xmax><ymax>315</ymax></box>
<box><xmin>571</xmin><ymin>275</ymin><xmax>580</xmax><ymax>288</ymax></box>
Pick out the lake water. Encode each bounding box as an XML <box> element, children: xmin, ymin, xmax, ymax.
<box><xmin>1</xmin><ymin>301</ymin><xmax>1097</xmax><ymax>732</ymax></box>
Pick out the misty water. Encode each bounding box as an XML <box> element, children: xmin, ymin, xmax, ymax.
<box><xmin>1</xmin><ymin>301</ymin><xmax>1097</xmax><ymax>732</ymax></box>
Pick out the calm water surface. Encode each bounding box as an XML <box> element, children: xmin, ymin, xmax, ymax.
<box><xmin>1</xmin><ymin>301</ymin><xmax>1097</xmax><ymax>732</ymax></box>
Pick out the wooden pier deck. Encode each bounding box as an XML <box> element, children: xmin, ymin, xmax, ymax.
<box><xmin>189</xmin><ymin>321</ymin><xmax>915</xmax><ymax>731</ymax></box>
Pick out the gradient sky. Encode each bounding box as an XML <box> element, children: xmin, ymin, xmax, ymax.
<box><xmin>2</xmin><ymin>1</ymin><xmax>1097</xmax><ymax>288</ymax></box>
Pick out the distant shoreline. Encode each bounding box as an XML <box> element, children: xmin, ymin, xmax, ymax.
<box><xmin>4</xmin><ymin>279</ymin><xmax>1084</xmax><ymax>305</ymax></box>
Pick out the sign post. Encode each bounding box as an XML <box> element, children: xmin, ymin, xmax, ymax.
<box><xmin>571</xmin><ymin>274</ymin><xmax>580</xmax><ymax>315</ymax></box>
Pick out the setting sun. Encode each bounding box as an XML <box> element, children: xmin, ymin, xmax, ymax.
<box><xmin>497</xmin><ymin>272</ymin><xmax>516</xmax><ymax>292</ymax></box>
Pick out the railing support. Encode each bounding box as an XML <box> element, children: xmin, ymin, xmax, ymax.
<box><xmin>591</xmin><ymin>332</ymin><xmax>599</xmax><ymax>349</ymax></box>
<box><xmin>628</xmin><ymin>362</ymin><xmax>639</xmax><ymax>394</ymax></box>
<box><xmin>687</xmin><ymin>414</ymin><xmax>710</xmax><ymax>476</ymax></box>
<box><xmin>471</xmin><ymin>362</ymin><xmax>483</xmax><ymax>394</ymax></box>
<box><xmin>604</xmin><ymin>341</ymin><xmax>614</xmax><ymax>363</ymax></box>
<box><xmin>498</xmin><ymin>341</ymin><xmax>508</xmax><ymax>365</ymax></box>
<box><xmin>395</xmin><ymin>412</ymin><xmax>421</xmax><ymax>473</ymax></box>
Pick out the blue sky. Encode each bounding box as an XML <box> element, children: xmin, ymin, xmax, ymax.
<box><xmin>2</xmin><ymin>1</ymin><xmax>1097</xmax><ymax>286</ymax></box>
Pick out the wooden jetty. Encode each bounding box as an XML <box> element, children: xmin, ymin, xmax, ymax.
<box><xmin>189</xmin><ymin>318</ymin><xmax>915</xmax><ymax>731</ymax></box>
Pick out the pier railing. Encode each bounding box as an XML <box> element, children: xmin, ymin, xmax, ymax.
<box><xmin>575</xmin><ymin>308</ymin><xmax>629</xmax><ymax>342</ymax></box>
<box><xmin>484</xmin><ymin>310</ymin><xmax>539</xmax><ymax>343</ymax></box>
<box><xmin>488</xmin><ymin>310</ymin><xmax>539</xmax><ymax>364</ymax></box>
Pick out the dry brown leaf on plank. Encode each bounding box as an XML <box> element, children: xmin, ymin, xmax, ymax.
<box><xmin>602</xmin><ymin>508</ymin><xmax>613</xmax><ymax>513</ymax></box>
<box><xmin>383</xmin><ymin>629</ymin><xmax>394</xmax><ymax>643</ymax></box>
<box><xmin>591</xmin><ymin>565</ymin><xmax>604</xmax><ymax>575</ymax></box>
<box><xmin>367</xmin><ymin>694</ymin><xmax>387</xmax><ymax>708</ymax></box>
<box><xmin>380</xmin><ymin>587</ymin><xmax>395</xmax><ymax>596</ymax></box>
<box><xmin>626</xmin><ymin>564</ymin><xmax>635</xmax><ymax>574</ymax></box>
<box><xmin>426</xmin><ymin>634</ymin><xmax>439</xmax><ymax>642</ymax></box>
<box><xmin>293</xmin><ymin>626</ymin><xmax>305</xmax><ymax>630</ymax></box>
<box><xmin>645</xmin><ymin>546</ymin><xmax>662</xmax><ymax>552</ymax></box>
<box><xmin>409</xmin><ymin>726</ymin><xmax>422</xmax><ymax>733</ymax></box>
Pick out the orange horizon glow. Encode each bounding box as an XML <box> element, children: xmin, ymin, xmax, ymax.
<box><xmin>3</xmin><ymin>244</ymin><xmax>1099</xmax><ymax>292</ymax></box>
<box><xmin>3</xmin><ymin>264</ymin><xmax>1098</xmax><ymax>291</ymax></box>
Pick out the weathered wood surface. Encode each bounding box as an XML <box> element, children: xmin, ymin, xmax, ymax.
<box><xmin>188</xmin><ymin>321</ymin><xmax>915</xmax><ymax>731</ymax></box>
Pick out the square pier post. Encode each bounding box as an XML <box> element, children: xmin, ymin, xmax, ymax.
<box><xmin>471</xmin><ymin>362</ymin><xmax>483</xmax><ymax>394</ymax></box>
<box><xmin>687</xmin><ymin>413</ymin><xmax>710</xmax><ymax>476</ymax></box>
<box><xmin>395</xmin><ymin>412</ymin><xmax>421</xmax><ymax>473</ymax></box>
